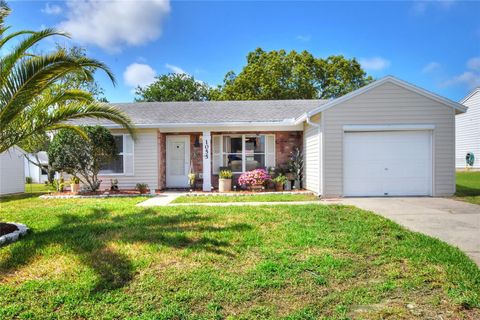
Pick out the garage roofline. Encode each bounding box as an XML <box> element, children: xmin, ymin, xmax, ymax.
<box><xmin>295</xmin><ymin>76</ymin><xmax>468</xmax><ymax>125</ymax></box>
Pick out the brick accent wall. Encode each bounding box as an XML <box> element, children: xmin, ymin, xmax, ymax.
<box><xmin>158</xmin><ymin>131</ymin><xmax>303</xmax><ymax>189</ymax></box>
<box><xmin>274</xmin><ymin>131</ymin><xmax>303</xmax><ymax>169</ymax></box>
<box><xmin>157</xmin><ymin>131</ymin><xmax>166</xmax><ymax>190</ymax></box>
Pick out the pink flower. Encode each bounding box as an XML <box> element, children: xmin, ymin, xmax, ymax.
<box><xmin>238</xmin><ymin>169</ymin><xmax>271</xmax><ymax>186</ymax></box>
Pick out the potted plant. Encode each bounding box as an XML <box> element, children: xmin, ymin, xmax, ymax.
<box><xmin>219</xmin><ymin>169</ymin><xmax>233</xmax><ymax>192</ymax></box>
<box><xmin>289</xmin><ymin>147</ymin><xmax>304</xmax><ymax>190</ymax></box>
<box><xmin>70</xmin><ymin>176</ymin><xmax>80</xmax><ymax>194</ymax></box>
<box><xmin>135</xmin><ymin>183</ymin><xmax>149</xmax><ymax>194</ymax></box>
<box><xmin>272</xmin><ymin>174</ymin><xmax>287</xmax><ymax>191</ymax></box>
<box><xmin>188</xmin><ymin>173</ymin><xmax>196</xmax><ymax>190</ymax></box>
<box><xmin>238</xmin><ymin>169</ymin><xmax>271</xmax><ymax>191</ymax></box>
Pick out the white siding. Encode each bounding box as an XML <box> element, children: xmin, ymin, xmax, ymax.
<box><xmin>303</xmin><ymin>114</ymin><xmax>321</xmax><ymax>194</ymax></box>
<box><xmin>322</xmin><ymin>82</ymin><xmax>456</xmax><ymax>197</ymax></box>
<box><xmin>456</xmin><ymin>89</ymin><xmax>480</xmax><ymax>168</ymax></box>
<box><xmin>98</xmin><ymin>129</ymin><xmax>158</xmax><ymax>190</ymax></box>
<box><xmin>0</xmin><ymin>147</ymin><xmax>25</xmax><ymax>195</ymax></box>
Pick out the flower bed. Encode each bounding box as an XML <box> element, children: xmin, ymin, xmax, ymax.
<box><xmin>40</xmin><ymin>189</ymin><xmax>158</xmax><ymax>199</ymax></box>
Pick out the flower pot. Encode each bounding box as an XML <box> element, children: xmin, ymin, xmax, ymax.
<box><xmin>275</xmin><ymin>183</ymin><xmax>284</xmax><ymax>192</ymax></box>
<box><xmin>70</xmin><ymin>183</ymin><xmax>80</xmax><ymax>194</ymax></box>
<box><xmin>219</xmin><ymin>178</ymin><xmax>232</xmax><ymax>192</ymax></box>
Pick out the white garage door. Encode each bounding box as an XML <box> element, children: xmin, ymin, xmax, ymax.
<box><xmin>344</xmin><ymin>131</ymin><xmax>432</xmax><ymax>196</ymax></box>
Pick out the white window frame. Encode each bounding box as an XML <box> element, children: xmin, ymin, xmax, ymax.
<box><xmin>99</xmin><ymin>134</ymin><xmax>126</xmax><ymax>176</ymax></box>
<box><xmin>218</xmin><ymin>134</ymin><xmax>274</xmax><ymax>174</ymax></box>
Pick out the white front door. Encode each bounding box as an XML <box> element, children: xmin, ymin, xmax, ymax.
<box><xmin>343</xmin><ymin>130</ymin><xmax>432</xmax><ymax>196</ymax></box>
<box><xmin>166</xmin><ymin>135</ymin><xmax>190</xmax><ymax>188</ymax></box>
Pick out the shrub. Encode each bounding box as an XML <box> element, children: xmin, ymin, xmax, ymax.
<box><xmin>135</xmin><ymin>183</ymin><xmax>149</xmax><ymax>193</ymax></box>
<box><xmin>219</xmin><ymin>170</ymin><xmax>233</xmax><ymax>179</ymax></box>
<box><xmin>48</xmin><ymin>126</ymin><xmax>118</xmax><ymax>192</ymax></box>
<box><xmin>25</xmin><ymin>176</ymin><xmax>32</xmax><ymax>184</ymax></box>
<box><xmin>238</xmin><ymin>169</ymin><xmax>271</xmax><ymax>186</ymax></box>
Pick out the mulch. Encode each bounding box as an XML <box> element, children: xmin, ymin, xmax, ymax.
<box><xmin>0</xmin><ymin>223</ymin><xmax>18</xmax><ymax>237</ymax></box>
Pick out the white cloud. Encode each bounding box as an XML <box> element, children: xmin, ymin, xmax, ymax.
<box><xmin>42</xmin><ymin>3</ymin><xmax>62</xmax><ymax>15</ymax></box>
<box><xmin>359</xmin><ymin>57</ymin><xmax>391</xmax><ymax>71</ymax></box>
<box><xmin>411</xmin><ymin>0</ymin><xmax>457</xmax><ymax>14</ymax></box>
<box><xmin>467</xmin><ymin>57</ymin><xmax>480</xmax><ymax>71</ymax></box>
<box><xmin>422</xmin><ymin>61</ymin><xmax>441</xmax><ymax>73</ymax></box>
<box><xmin>165</xmin><ymin>63</ymin><xmax>187</xmax><ymax>74</ymax></box>
<box><xmin>57</xmin><ymin>0</ymin><xmax>170</xmax><ymax>53</ymax></box>
<box><xmin>442</xmin><ymin>57</ymin><xmax>480</xmax><ymax>89</ymax></box>
<box><xmin>296</xmin><ymin>35</ymin><xmax>311</xmax><ymax>42</ymax></box>
<box><xmin>123</xmin><ymin>63</ymin><xmax>156</xmax><ymax>88</ymax></box>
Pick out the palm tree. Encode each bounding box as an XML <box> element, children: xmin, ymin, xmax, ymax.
<box><xmin>0</xmin><ymin>2</ymin><xmax>134</xmax><ymax>153</ymax></box>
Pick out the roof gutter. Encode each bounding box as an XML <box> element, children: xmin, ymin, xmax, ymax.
<box><xmin>98</xmin><ymin>120</ymin><xmax>301</xmax><ymax>129</ymax></box>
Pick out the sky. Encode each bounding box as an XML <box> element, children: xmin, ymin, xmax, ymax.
<box><xmin>6</xmin><ymin>0</ymin><xmax>480</xmax><ymax>102</ymax></box>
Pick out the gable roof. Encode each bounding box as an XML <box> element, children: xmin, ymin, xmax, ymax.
<box><xmin>77</xmin><ymin>99</ymin><xmax>327</xmax><ymax>128</ymax></box>
<box><xmin>299</xmin><ymin>76</ymin><xmax>468</xmax><ymax>121</ymax></box>
<box><xmin>460</xmin><ymin>87</ymin><xmax>480</xmax><ymax>104</ymax></box>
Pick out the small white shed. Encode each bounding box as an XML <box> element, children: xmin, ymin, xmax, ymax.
<box><xmin>0</xmin><ymin>146</ymin><xmax>26</xmax><ymax>195</ymax></box>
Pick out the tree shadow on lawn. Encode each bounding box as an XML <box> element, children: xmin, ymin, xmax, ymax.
<box><xmin>0</xmin><ymin>207</ymin><xmax>251</xmax><ymax>293</ymax></box>
<box><xmin>456</xmin><ymin>184</ymin><xmax>480</xmax><ymax>197</ymax></box>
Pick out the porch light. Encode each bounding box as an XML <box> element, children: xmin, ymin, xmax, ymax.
<box><xmin>194</xmin><ymin>135</ymin><xmax>201</xmax><ymax>147</ymax></box>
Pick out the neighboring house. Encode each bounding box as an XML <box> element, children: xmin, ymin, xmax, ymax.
<box><xmin>456</xmin><ymin>87</ymin><xmax>480</xmax><ymax>169</ymax></box>
<box><xmin>0</xmin><ymin>146</ymin><xmax>26</xmax><ymax>195</ymax></box>
<box><xmin>24</xmin><ymin>152</ymin><xmax>49</xmax><ymax>183</ymax></box>
<box><xmin>77</xmin><ymin>76</ymin><xmax>466</xmax><ymax>197</ymax></box>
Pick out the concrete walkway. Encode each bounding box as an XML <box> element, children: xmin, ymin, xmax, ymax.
<box><xmin>136</xmin><ymin>192</ymin><xmax>183</xmax><ymax>207</ymax></box>
<box><xmin>336</xmin><ymin>197</ymin><xmax>480</xmax><ymax>266</ymax></box>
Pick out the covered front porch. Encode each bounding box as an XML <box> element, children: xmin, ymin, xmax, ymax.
<box><xmin>157</xmin><ymin>130</ymin><xmax>303</xmax><ymax>192</ymax></box>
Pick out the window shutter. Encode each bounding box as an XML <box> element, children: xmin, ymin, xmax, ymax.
<box><xmin>265</xmin><ymin>134</ymin><xmax>275</xmax><ymax>168</ymax></box>
<box><xmin>124</xmin><ymin>134</ymin><xmax>134</xmax><ymax>176</ymax></box>
<box><xmin>212</xmin><ymin>135</ymin><xmax>221</xmax><ymax>174</ymax></box>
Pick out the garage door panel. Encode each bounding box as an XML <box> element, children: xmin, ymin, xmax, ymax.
<box><xmin>344</xmin><ymin>131</ymin><xmax>432</xmax><ymax>196</ymax></box>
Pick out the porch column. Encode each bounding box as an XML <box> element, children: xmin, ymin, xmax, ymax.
<box><xmin>202</xmin><ymin>130</ymin><xmax>212</xmax><ymax>192</ymax></box>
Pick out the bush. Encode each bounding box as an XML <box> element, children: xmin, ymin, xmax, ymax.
<box><xmin>135</xmin><ymin>183</ymin><xmax>149</xmax><ymax>194</ymax></box>
<box><xmin>238</xmin><ymin>169</ymin><xmax>271</xmax><ymax>186</ymax></box>
<box><xmin>48</xmin><ymin>126</ymin><xmax>118</xmax><ymax>192</ymax></box>
<box><xmin>25</xmin><ymin>176</ymin><xmax>32</xmax><ymax>184</ymax></box>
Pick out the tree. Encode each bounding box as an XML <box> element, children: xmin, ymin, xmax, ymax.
<box><xmin>135</xmin><ymin>73</ymin><xmax>211</xmax><ymax>102</ymax></box>
<box><xmin>213</xmin><ymin>48</ymin><xmax>373</xmax><ymax>100</ymax></box>
<box><xmin>53</xmin><ymin>44</ymin><xmax>109</xmax><ymax>102</ymax></box>
<box><xmin>48</xmin><ymin>126</ymin><xmax>118</xmax><ymax>191</ymax></box>
<box><xmin>0</xmin><ymin>2</ymin><xmax>133</xmax><ymax>153</ymax></box>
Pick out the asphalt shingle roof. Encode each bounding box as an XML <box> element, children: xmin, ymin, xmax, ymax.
<box><xmin>76</xmin><ymin>99</ymin><xmax>328</xmax><ymax>126</ymax></box>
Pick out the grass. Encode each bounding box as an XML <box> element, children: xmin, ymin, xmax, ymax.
<box><xmin>24</xmin><ymin>183</ymin><xmax>55</xmax><ymax>194</ymax></box>
<box><xmin>0</xmin><ymin>196</ymin><xmax>479</xmax><ymax>319</ymax></box>
<box><xmin>455</xmin><ymin>171</ymin><xmax>480</xmax><ymax>205</ymax></box>
<box><xmin>172</xmin><ymin>193</ymin><xmax>319</xmax><ymax>203</ymax></box>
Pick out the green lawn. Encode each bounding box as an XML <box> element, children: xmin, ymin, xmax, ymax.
<box><xmin>25</xmin><ymin>183</ymin><xmax>55</xmax><ymax>194</ymax></box>
<box><xmin>0</xmin><ymin>196</ymin><xmax>479</xmax><ymax>319</ymax></box>
<box><xmin>456</xmin><ymin>171</ymin><xmax>480</xmax><ymax>205</ymax></box>
<box><xmin>172</xmin><ymin>193</ymin><xmax>319</xmax><ymax>203</ymax></box>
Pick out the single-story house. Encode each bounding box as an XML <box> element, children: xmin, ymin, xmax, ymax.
<box><xmin>0</xmin><ymin>146</ymin><xmax>26</xmax><ymax>195</ymax></box>
<box><xmin>24</xmin><ymin>151</ymin><xmax>49</xmax><ymax>184</ymax></box>
<box><xmin>456</xmin><ymin>87</ymin><xmax>479</xmax><ymax>169</ymax></box>
<box><xmin>77</xmin><ymin>76</ymin><xmax>467</xmax><ymax>197</ymax></box>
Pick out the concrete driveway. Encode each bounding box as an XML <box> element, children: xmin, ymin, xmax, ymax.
<box><xmin>337</xmin><ymin>197</ymin><xmax>480</xmax><ymax>266</ymax></box>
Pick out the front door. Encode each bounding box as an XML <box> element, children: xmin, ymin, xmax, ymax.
<box><xmin>166</xmin><ymin>135</ymin><xmax>190</xmax><ymax>188</ymax></box>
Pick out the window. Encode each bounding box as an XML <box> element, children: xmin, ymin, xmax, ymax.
<box><xmin>100</xmin><ymin>135</ymin><xmax>124</xmax><ymax>174</ymax></box>
<box><xmin>214</xmin><ymin>134</ymin><xmax>274</xmax><ymax>173</ymax></box>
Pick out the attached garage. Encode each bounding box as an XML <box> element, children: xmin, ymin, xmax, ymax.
<box><xmin>300</xmin><ymin>76</ymin><xmax>468</xmax><ymax>197</ymax></box>
<box><xmin>343</xmin><ymin>129</ymin><xmax>432</xmax><ymax>196</ymax></box>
